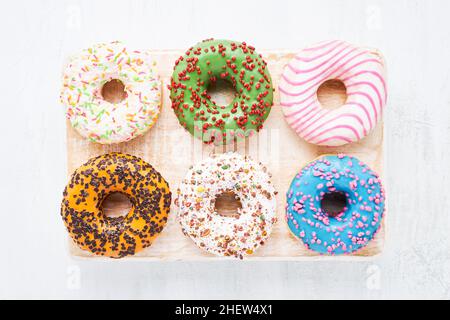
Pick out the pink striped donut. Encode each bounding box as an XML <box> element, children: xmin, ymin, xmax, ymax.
<box><xmin>279</xmin><ymin>40</ymin><xmax>387</xmax><ymax>146</ymax></box>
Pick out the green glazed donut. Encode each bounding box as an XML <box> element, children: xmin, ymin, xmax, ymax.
<box><xmin>169</xmin><ymin>39</ymin><xmax>274</xmax><ymax>145</ymax></box>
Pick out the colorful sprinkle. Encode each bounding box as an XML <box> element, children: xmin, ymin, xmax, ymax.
<box><xmin>60</xmin><ymin>41</ymin><xmax>161</xmax><ymax>144</ymax></box>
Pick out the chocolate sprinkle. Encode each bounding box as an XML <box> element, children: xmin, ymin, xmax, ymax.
<box><xmin>60</xmin><ymin>153</ymin><xmax>171</xmax><ymax>258</ymax></box>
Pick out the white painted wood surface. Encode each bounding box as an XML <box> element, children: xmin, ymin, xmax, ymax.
<box><xmin>0</xmin><ymin>0</ymin><xmax>449</xmax><ymax>299</ymax></box>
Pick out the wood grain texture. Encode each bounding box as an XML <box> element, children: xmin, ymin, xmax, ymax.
<box><xmin>66</xmin><ymin>50</ymin><xmax>385</xmax><ymax>260</ymax></box>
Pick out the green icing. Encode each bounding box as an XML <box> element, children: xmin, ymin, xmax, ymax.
<box><xmin>169</xmin><ymin>39</ymin><xmax>274</xmax><ymax>145</ymax></box>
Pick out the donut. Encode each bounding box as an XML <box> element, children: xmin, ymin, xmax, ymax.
<box><xmin>169</xmin><ymin>39</ymin><xmax>274</xmax><ymax>145</ymax></box>
<box><xmin>286</xmin><ymin>154</ymin><xmax>385</xmax><ymax>254</ymax></box>
<box><xmin>279</xmin><ymin>40</ymin><xmax>387</xmax><ymax>146</ymax></box>
<box><xmin>61</xmin><ymin>153</ymin><xmax>171</xmax><ymax>258</ymax></box>
<box><xmin>61</xmin><ymin>41</ymin><xmax>161</xmax><ymax>144</ymax></box>
<box><xmin>176</xmin><ymin>152</ymin><xmax>277</xmax><ymax>258</ymax></box>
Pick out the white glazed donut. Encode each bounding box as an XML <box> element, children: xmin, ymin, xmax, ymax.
<box><xmin>60</xmin><ymin>41</ymin><xmax>161</xmax><ymax>144</ymax></box>
<box><xmin>177</xmin><ymin>152</ymin><xmax>277</xmax><ymax>258</ymax></box>
<box><xmin>279</xmin><ymin>40</ymin><xmax>387</xmax><ymax>146</ymax></box>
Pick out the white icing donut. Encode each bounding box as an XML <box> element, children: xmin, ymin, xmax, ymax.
<box><xmin>279</xmin><ymin>40</ymin><xmax>387</xmax><ymax>146</ymax></box>
<box><xmin>177</xmin><ymin>152</ymin><xmax>277</xmax><ymax>258</ymax></box>
<box><xmin>60</xmin><ymin>41</ymin><xmax>161</xmax><ymax>144</ymax></box>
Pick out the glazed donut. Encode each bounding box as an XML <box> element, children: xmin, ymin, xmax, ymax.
<box><xmin>279</xmin><ymin>40</ymin><xmax>387</xmax><ymax>146</ymax></box>
<box><xmin>286</xmin><ymin>154</ymin><xmax>385</xmax><ymax>254</ymax></box>
<box><xmin>61</xmin><ymin>41</ymin><xmax>161</xmax><ymax>144</ymax></box>
<box><xmin>177</xmin><ymin>152</ymin><xmax>277</xmax><ymax>258</ymax></box>
<box><xmin>169</xmin><ymin>39</ymin><xmax>274</xmax><ymax>145</ymax></box>
<box><xmin>61</xmin><ymin>153</ymin><xmax>171</xmax><ymax>258</ymax></box>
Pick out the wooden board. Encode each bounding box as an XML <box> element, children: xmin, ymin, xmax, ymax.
<box><xmin>66</xmin><ymin>50</ymin><xmax>385</xmax><ymax>260</ymax></box>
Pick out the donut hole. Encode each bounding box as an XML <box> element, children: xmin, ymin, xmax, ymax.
<box><xmin>214</xmin><ymin>191</ymin><xmax>242</xmax><ymax>218</ymax></box>
<box><xmin>317</xmin><ymin>79</ymin><xmax>347</xmax><ymax>110</ymax></box>
<box><xmin>321</xmin><ymin>191</ymin><xmax>347</xmax><ymax>217</ymax></box>
<box><xmin>101</xmin><ymin>79</ymin><xmax>127</xmax><ymax>104</ymax></box>
<box><xmin>207</xmin><ymin>79</ymin><xmax>236</xmax><ymax>107</ymax></box>
<box><xmin>101</xmin><ymin>192</ymin><xmax>132</xmax><ymax>219</ymax></box>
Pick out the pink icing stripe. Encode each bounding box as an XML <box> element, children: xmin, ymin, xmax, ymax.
<box><xmin>345</xmin><ymin>102</ymin><xmax>373</xmax><ymax>130</ymax></box>
<box><xmin>295</xmin><ymin>41</ymin><xmax>345</xmax><ymax>62</ymax></box>
<box><xmin>303</xmin><ymin>40</ymin><xmax>340</xmax><ymax>52</ymax></box>
<box><xmin>280</xmin><ymin>90</ymin><xmax>316</xmax><ymax>107</ymax></box>
<box><xmin>342</xmin><ymin>70</ymin><xmax>387</xmax><ymax>102</ymax></box>
<box><xmin>302</xmin><ymin>113</ymin><xmax>367</xmax><ymax>139</ymax></box>
<box><xmin>335</xmin><ymin>59</ymin><xmax>382</xmax><ymax>80</ymax></box>
<box><xmin>288</xmin><ymin>106</ymin><xmax>321</xmax><ymax>127</ymax></box>
<box><xmin>282</xmin><ymin>49</ymin><xmax>364</xmax><ymax>89</ymax></box>
<box><xmin>309</xmin><ymin>124</ymin><xmax>361</xmax><ymax>143</ymax></box>
<box><xmin>347</xmin><ymin>91</ymin><xmax>378</xmax><ymax>123</ymax></box>
<box><xmin>289</xmin><ymin>44</ymin><xmax>353</xmax><ymax>73</ymax></box>
<box><xmin>296</xmin><ymin>109</ymin><xmax>332</xmax><ymax>133</ymax></box>
<box><xmin>293</xmin><ymin>108</ymin><xmax>327</xmax><ymax>132</ymax></box>
<box><xmin>287</xmin><ymin>46</ymin><xmax>358</xmax><ymax>75</ymax></box>
<box><xmin>285</xmin><ymin>100</ymin><xmax>317</xmax><ymax>118</ymax></box>
<box><xmin>315</xmin><ymin>135</ymin><xmax>353</xmax><ymax>145</ymax></box>
<box><xmin>346</xmin><ymin>81</ymin><xmax>384</xmax><ymax>111</ymax></box>
<box><xmin>282</xmin><ymin>55</ymin><xmax>378</xmax><ymax>96</ymax></box>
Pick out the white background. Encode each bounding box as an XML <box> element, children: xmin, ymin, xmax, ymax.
<box><xmin>0</xmin><ymin>0</ymin><xmax>449</xmax><ymax>299</ymax></box>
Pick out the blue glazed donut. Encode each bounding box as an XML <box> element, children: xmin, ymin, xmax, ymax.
<box><xmin>286</xmin><ymin>154</ymin><xmax>385</xmax><ymax>254</ymax></box>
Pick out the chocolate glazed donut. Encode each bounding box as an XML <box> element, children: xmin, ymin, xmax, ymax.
<box><xmin>61</xmin><ymin>153</ymin><xmax>171</xmax><ymax>258</ymax></box>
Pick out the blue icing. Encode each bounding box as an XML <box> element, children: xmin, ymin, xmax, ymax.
<box><xmin>286</xmin><ymin>155</ymin><xmax>385</xmax><ymax>255</ymax></box>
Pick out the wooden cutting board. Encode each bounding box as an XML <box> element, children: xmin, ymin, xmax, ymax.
<box><xmin>65</xmin><ymin>49</ymin><xmax>385</xmax><ymax>260</ymax></box>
